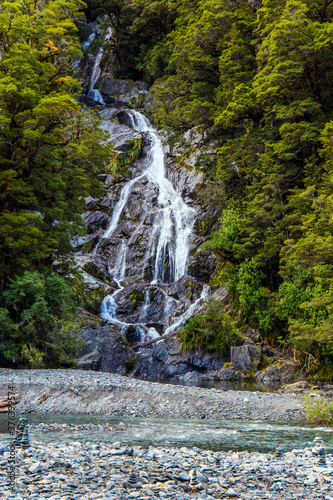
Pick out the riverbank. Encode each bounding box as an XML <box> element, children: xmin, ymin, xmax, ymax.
<box><xmin>0</xmin><ymin>369</ymin><xmax>306</xmax><ymax>421</ymax></box>
<box><xmin>1</xmin><ymin>438</ymin><xmax>333</xmax><ymax>499</ymax></box>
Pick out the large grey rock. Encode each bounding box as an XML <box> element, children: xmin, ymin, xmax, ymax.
<box><xmin>217</xmin><ymin>368</ymin><xmax>237</xmax><ymax>381</ymax></box>
<box><xmin>230</xmin><ymin>343</ymin><xmax>262</xmax><ymax>372</ymax></box>
<box><xmin>131</xmin><ymin>338</ymin><xmax>224</xmax><ymax>380</ymax></box>
<box><xmin>77</xmin><ymin>322</ymin><xmax>133</xmax><ymax>375</ymax></box>
<box><xmin>82</xmin><ymin>211</ymin><xmax>109</xmax><ymax>233</ymax></box>
<box><xmin>256</xmin><ymin>362</ymin><xmax>299</xmax><ymax>383</ymax></box>
<box><xmin>76</xmin><ymin>351</ymin><xmax>102</xmax><ymax>371</ymax></box>
<box><xmin>101</xmin><ymin>78</ymin><xmax>148</xmax><ymax>104</ymax></box>
<box><xmin>258</xmin><ymin>365</ymin><xmax>280</xmax><ymax>382</ymax></box>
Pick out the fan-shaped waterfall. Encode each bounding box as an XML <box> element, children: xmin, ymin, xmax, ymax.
<box><xmin>98</xmin><ymin>109</ymin><xmax>208</xmax><ymax>342</ymax></box>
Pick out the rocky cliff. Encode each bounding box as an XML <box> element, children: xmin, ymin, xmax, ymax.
<box><xmin>73</xmin><ymin>16</ymin><xmax>222</xmax><ymax>380</ymax></box>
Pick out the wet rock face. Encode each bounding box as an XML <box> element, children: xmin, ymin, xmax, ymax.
<box><xmin>101</xmin><ymin>77</ymin><xmax>148</xmax><ymax>104</ymax></box>
<box><xmin>82</xmin><ymin>211</ymin><xmax>109</xmax><ymax>233</ymax></box>
<box><xmin>131</xmin><ymin>338</ymin><xmax>225</xmax><ymax>380</ymax></box>
<box><xmin>74</xmin><ymin>18</ymin><xmax>220</xmax><ymax>377</ymax></box>
<box><xmin>74</xmin><ymin>111</ymin><xmax>216</xmax><ymax>338</ymax></box>
<box><xmin>165</xmin><ymin>159</ymin><xmax>218</xmax><ymax>283</ymax></box>
<box><xmin>77</xmin><ymin>322</ymin><xmax>132</xmax><ymax>375</ymax></box>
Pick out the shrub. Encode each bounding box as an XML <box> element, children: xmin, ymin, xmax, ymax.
<box><xmin>304</xmin><ymin>393</ymin><xmax>333</xmax><ymax>426</ymax></box>
<box><xmin>0</xmin><ymin>270</ymin><xmax>80</xmax><ymax>368</ymax></box>
<box><xmin>177</xmin><ymin>299</ymin><xmax>241</xmax><ymax>357</ymax></box>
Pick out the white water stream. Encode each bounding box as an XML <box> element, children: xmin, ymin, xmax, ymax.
<box><xmin>99</xmin><ymin>109</ymin><xmax>206</xmax><ymax>341</ymax></box>
<box><xmin>86</xmin><ymin>27</ymin><xmax>113</xmax><ymax>104</ymax></box>
<box><xmin>78</xmin><ymin>20</ymin><xmax>209</xmax><ymax>346</ymax></box>
<box><xmin>102</xmin><ymin>110</ymin><xmax>196</xmax><ymax>282</ymax></box>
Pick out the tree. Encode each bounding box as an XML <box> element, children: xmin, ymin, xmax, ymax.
<box><xmin>0</xmin><ymin>0</ymin><xmax>112</xmax><ymax>285</ymax></box>
<box><xmin>0</xmin><ymin>270</ymin><xmax>79</xmax><ymax>367</ymax></box>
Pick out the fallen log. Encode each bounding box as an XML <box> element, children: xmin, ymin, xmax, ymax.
<box><xmin>132</xmin><ymin>330</ymin><xmax>179</xmax><ymax>350</ymax></box>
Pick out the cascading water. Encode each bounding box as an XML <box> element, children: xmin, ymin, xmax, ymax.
<box><xmin>103</xmin><ymin>110</ymin><xmax>197</xmax><ymax>283</ymax></box>
<box><xmin>89</xmin><ymin>48</ymin><xmax>103</xmax><ymax>91</ymax></box>
<box><xmin>78</xmin><ymin>19</ymin><xmax>209</xmax><ymax>345</ymax></box>
<box><xmin>99</xmin><ymin>108</ymin><xmax>208</xmax><ymax>341</ymax></box>
<box><xmin>86</xmin><ymin>27</ymin><xmax>113</xmax><ymax>105</ymax></box>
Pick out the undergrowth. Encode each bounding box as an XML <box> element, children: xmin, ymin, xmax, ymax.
<box><xmin>304</xmin><ymin>393</ymin><xmax>333</xmax><ymax>426</ymax></box>
<box><xmin>177</xmin><ymin>298</ymin><xmax>241</xmax><ymax>358</ymax></box>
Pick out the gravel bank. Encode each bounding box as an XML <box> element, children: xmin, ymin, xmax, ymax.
<box><xmin>0</xmin><ymin>369</ymin><xmax>306</xmax><ymax>421</ymax></box>
<box><xmin>1</xmin><ymin>438</ymin><xmax>333</xmax><ymax>499</ymax></box>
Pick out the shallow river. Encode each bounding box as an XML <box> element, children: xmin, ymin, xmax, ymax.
<box><xmin>148</xmin><ymin>379</ymin><xmax>280</xmax><ymax>392</ymax></box>
<box><xmin>1</xmin><ymin>414</ymin><xmax>333</xmax><ymax>453</ymax></box>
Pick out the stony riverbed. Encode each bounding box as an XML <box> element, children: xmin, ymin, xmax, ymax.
<box><xmin>0</xmin><ymin>369</ymin><xmax>306</xmax><ymax>421</ymax></box>
<box><xmin>2</xmin><ymin>438</ymin><xmax>333</xmax><ymax>499</ymax></box>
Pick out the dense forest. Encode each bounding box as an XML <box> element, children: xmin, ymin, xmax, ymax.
<box><xmin>0</xmin><ymin>0</ymin><xmax>112</xmax><ymax>366</ymax></box>
<box><xmin>1</xmin><ymin>0</ymin><xmax>333</xmax><ymax>377</ymax></box>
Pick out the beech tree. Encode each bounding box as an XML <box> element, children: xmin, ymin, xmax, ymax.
<box><xmin>0</xmin><ymin>0</ymin><xmax>111</xmax><ymax>284</ymax></box>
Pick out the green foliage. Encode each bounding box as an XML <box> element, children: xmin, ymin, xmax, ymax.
<box><xmin>220</xmin><ymin>259</ymin><xmax>278</xmax><ymax>334</ymax></box>
<box><xmin>127</xmin><ymin>289</ymin><xmax>144</xmax><ymax>312</ymax></box>
<box><xmin>108</xmin><ymin>138</ymin><xmax>143</xmax><ymax>177</ymax></box>
<box><xmin>0</xmin><ymin>0</ymin><xmax>112</xmax><ymax>285</ymax></box>
<box><xmin>138</xmin><ymin>0</ymin><xmax>333</xmax><ymax>367</ymax></box>
<box><xmin>177</xmin><ymin>298</ymin><xmax>241</xmax><ymax>357</ymax></box>
<box><xmin>67</xmin><ymin>270</ymin><xmax>109</xmax><ymax>315</ymax></box>
<box><xmin>201</xmin><ymin>203</ymin><xmax>243</xmax><ymax>262</ymax></box>
<box><xmin>0</xmin><ymin>270</ymin><xmax>80</xmax><ymax>367</ymax></box>
<box><xmin>304</xmin><ymin>393</ymin><xmax>333</xmax><ymax>426</ymax></box>
<box><xmin>125</xmin><ymin>354</ymin><xmax>136</xmax><ymax>374</ymax></box>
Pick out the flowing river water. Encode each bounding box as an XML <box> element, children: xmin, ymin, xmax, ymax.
<box><xmin>1</xmin><ymin>414</ymin><xmax>333</xmax><ymax>454</ymax></box>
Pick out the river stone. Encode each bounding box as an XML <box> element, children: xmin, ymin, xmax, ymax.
<box><xmin>226</xmin><ymin>488</ymin><xmax>239</xmax><ymax>497</ymax></box>
<box><xmin>29</xmin><ymin>462</ymin><xmax>42</xmax><ymax>473</ymax></box>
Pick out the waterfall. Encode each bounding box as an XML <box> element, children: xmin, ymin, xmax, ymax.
<box><xmin>99</xmin><ymin>109</ymin><xmax>196</xmax><ymax>284</ymax></box>
<box><xmin>139</xmin><ymin>290</ymin><xmax>151</xmax><ymax>323</ymax></box>
<box><xmin>108</xmin><ymin>241</ymin><xmax>127</xmax><ymax>281</ymax></box>
<box><xmin>87</xmin><ymin>26</ymin><xmax>113</xmax><ymax>104</ymax></box>
<box><xmin>98</xmin><ymin>108</ymin><xmax>201</xmax><ymax>339</ymax></box>
<box><xmin>89</xmin><ymin>48</ymin><xmax>103</xmax><ymax>91</ymax></box>
<box><xmin>123</xmin><ymin>110</ymin><xmax>196</xmax><ymax>283</ymax></box>
<box><xmin>74</xmin><ymin>18</ymin><xmax>210</xmax><ymax>352</ymax></box>
<box><xmin>102</xmin><ymin>175</ymin><xmax>145</xmax><ymax>240</ymax></box>
<box><xmin>164</xmin><ymin>285</ymin><xmax>211</xmax><ymax>335</ymax></box>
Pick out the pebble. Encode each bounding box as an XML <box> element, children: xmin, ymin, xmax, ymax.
<box><xmin>0</xmin><ymin>439</ymin><xmax>332</xmax><ymax>499</ymax></box>
<box><xmin>0</xmin><ymin>368</ymin><xmax>306</xmax><ymax>421</ymax></box>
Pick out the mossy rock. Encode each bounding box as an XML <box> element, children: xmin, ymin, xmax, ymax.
<box><xmin>134</xmin><ymin>235</ymin><xmax>143</xmax><ymax>247</ymax></box>
<box><xmin>81</xmin><ymin>286</ymin><xmax>109</xmax><ymax>316</ymax></box>
<box><xmin>82</xmin><ymin>240</ymin><xmax>95</xmax><ymax>253</ymax></box>
<box><xmin>195</xmin><ymin>217</ymin><xmax>216</xmax><ymax>236</ymax></box>
<box><xmin>82</xmin><ymin>262</ymin><xmax>112</xmax><ymax>284</ymax></box>
<box><xmin>127</xmin><ymin>289</ymin><xmax>144</xmax><ymax>312</ymax></box>
<box><xmin>101</xmin><ymin>240</ymin><xmax>114</xmax><ymax>251</ymax></box>
<box><xmin>125</xmin><ymin>354</ymin><xmax>136</xmax><ymax>375</ymax></box>
<box><xmin>184</xmin><ymin>279</ymin><xmax>199</xmax><ymax>289</ymax></box>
